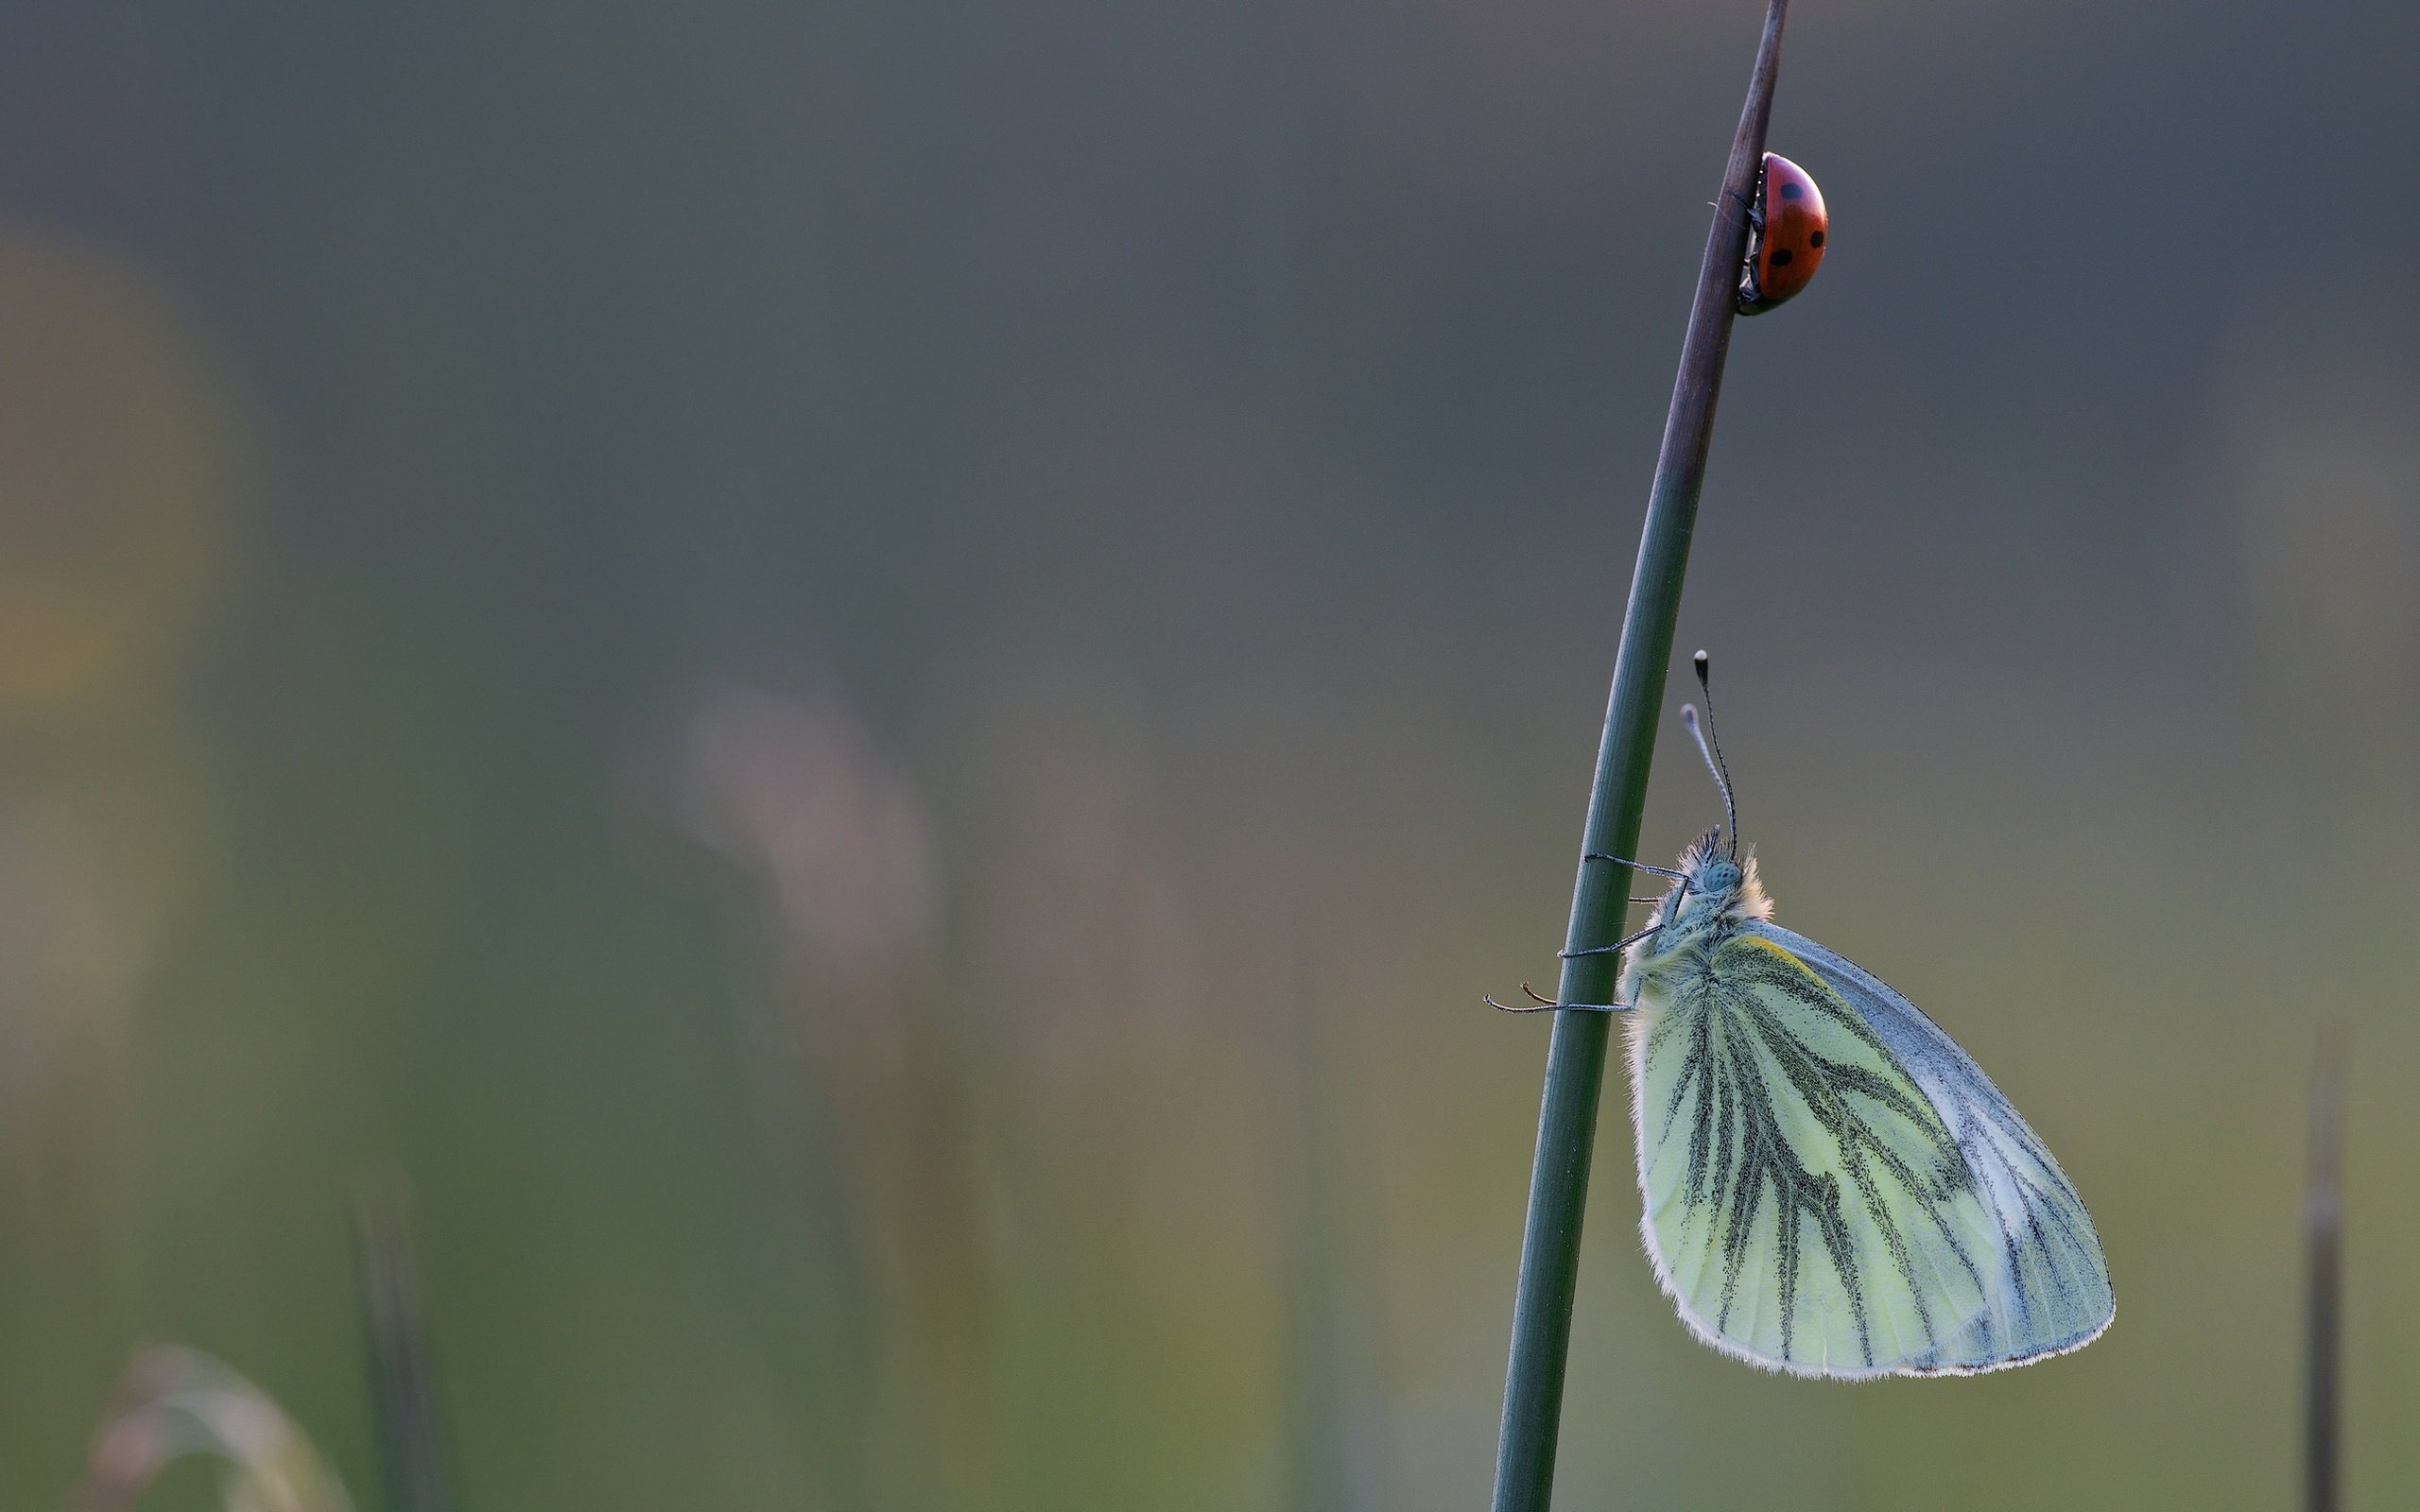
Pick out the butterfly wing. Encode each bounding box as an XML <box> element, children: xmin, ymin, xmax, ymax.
<box><xmin>1626</xmin><ymin>923</ymin><xmax>2111</xmax><ymax>1377</ymax></box>
<box><xmin>1745</xmin><ymin>921</ymin><xmax>2115</xmax><ymax>1369</ymax></box>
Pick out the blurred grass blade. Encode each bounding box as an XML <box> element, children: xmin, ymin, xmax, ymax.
<box><xmin>77</xmin><ymin>1345</ymin><xmax>354</xmax><ymax>1512</ymax></box>
<box><xmin>1279</xmin><ymin>957</ymin><xmax>1379</xmax><ymax>1512</ymax></box>
<box><xmin>2304</xmin><ymin>1031</ymin><xmax>2343</xmax><ymax>1512</ymax></box>
<box><xmin>1490</xmin><ymin>4</ymin><xmax>1789</xmax><ymax>1508</ymax></box>
<box><xmin>355</xmin><ymin>1177</ymin><xmax>456</xmax><ymax>1512</ymax></box>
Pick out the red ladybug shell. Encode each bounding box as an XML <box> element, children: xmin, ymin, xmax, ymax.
<box><xmin>1737</xmin><ymin>152</ymin><xmax>1826</xmax><ymax>315</ymax></box>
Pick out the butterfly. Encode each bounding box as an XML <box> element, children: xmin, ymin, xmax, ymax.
<box><xmin>1495</xmin><ymin>653</ymin><xmax>2114</xmax><ymax>1377</ymax></box>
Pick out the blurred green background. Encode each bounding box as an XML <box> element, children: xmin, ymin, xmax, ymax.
<box><xmin>2</xmin><ymin>0</ymin><xmax>2416</xmax><ymax>1506</ymax></box>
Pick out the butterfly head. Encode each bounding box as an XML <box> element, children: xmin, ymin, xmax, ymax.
<box><xmin>1626</xmin><ymin>833</ymin><xmax>1771</xmax><ymax>984</ymax></box>
<box><xmin>1671</xmin><ymin>830</ymin><xmax>1769</xmax><ymax>920</ymax></box>
<box><xmin>1685</xmin><ymin>847</ymin><xmax>1745</xmax><ymax>904</ymax></box>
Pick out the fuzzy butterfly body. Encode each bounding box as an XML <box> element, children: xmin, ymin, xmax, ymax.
<box><xmin>1620</xmin><ymin>840</ymin><xmax>2113</xmax><ymax>1376</ymax></box>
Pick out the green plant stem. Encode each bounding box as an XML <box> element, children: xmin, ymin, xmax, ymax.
<box><xmin>1489</xmin><ymin>5</ymin><xmax>1789</xmax><ymax>1508</ymax></box>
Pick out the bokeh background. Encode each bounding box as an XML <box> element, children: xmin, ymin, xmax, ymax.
<box><xmin>2</xmin><ymin>0</ymin><xmax>2417</xmax><ymax>1507</ymax></box>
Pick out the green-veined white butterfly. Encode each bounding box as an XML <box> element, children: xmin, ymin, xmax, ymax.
<box><xmin>1496</xmin><ymin>653</ymin><xmax>2113</xmax><ymax>1378</ymax></box>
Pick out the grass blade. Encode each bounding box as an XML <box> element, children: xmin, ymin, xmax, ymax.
<box><xmin>355</xmin><ymin>1177</ymin><xmax>455</xmax><ymax>1512</ymax></box>
<box><xmin>2304</xmin><ymin>1031</ymin><xmax>2343</xmax><ymax>1512</ymax></box>
<box><xmin>1490</xmin><ymin>5</ymin><xmax>1789</xmax><ymax>1507</ymax></box>
<box><xmin>77</xmin><ymin>1346</ymin><xmax>354</xmax><ymax>1512</ymax></box>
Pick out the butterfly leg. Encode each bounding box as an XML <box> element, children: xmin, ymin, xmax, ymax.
<box><xmin>1582</xmin><ymin>852</ymin><xmax>1686</xmax><ymax>880</ymax></box>
<box><xmin>1490</xmin><ymin>855</ymin><xmax>1671</xmax><ymax>1011</ymax></box>
<box><xmin>1559</xmin><ymin>921</ymin><xmax>1658</xmax><ymax>959</ymax></box>
<box><xmin>1487</xmin><ymin>982</ymin><xmax>1633</xmax><ymax>1014</ymax></box>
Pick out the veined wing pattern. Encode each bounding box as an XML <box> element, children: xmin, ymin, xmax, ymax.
<box><xmin>1627</xmin><ymin>926</ymin><xmax>2112</xmax><ymax>1377</ymax></box>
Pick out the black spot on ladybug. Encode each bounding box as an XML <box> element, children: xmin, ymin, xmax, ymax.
<box><xmin>1808</xmin><ymin>230</ymin><xmax>1824</xmax><ymax>248</ymax></box>
<box><xmin>1770</xmin><ymin>249</ymin><xmax>1794</xmax><ymax>266</ymax></box>
<box><xmin>1780</xmin><ymin>182</ymin><xmax>1804</xmax><ymax>200</ymax></box>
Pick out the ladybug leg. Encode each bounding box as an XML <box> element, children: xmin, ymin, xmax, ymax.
<box><xmin>1723</xmin><ymin>186</ymin><xmax>1763</xmax><ymax>233</ymax></box>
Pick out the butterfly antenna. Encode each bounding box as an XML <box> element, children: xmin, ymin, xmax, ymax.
<box><xmin>1681</xmin><ymin>650</ymin><xmax>1738</xmax><ymax>857</ymax></box>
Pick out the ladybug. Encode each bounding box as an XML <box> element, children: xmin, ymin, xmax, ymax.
<box><xmin>1735</xmin><ymin>152</ymin><xmax>1826</xmax><ymax>316</ymax></box>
